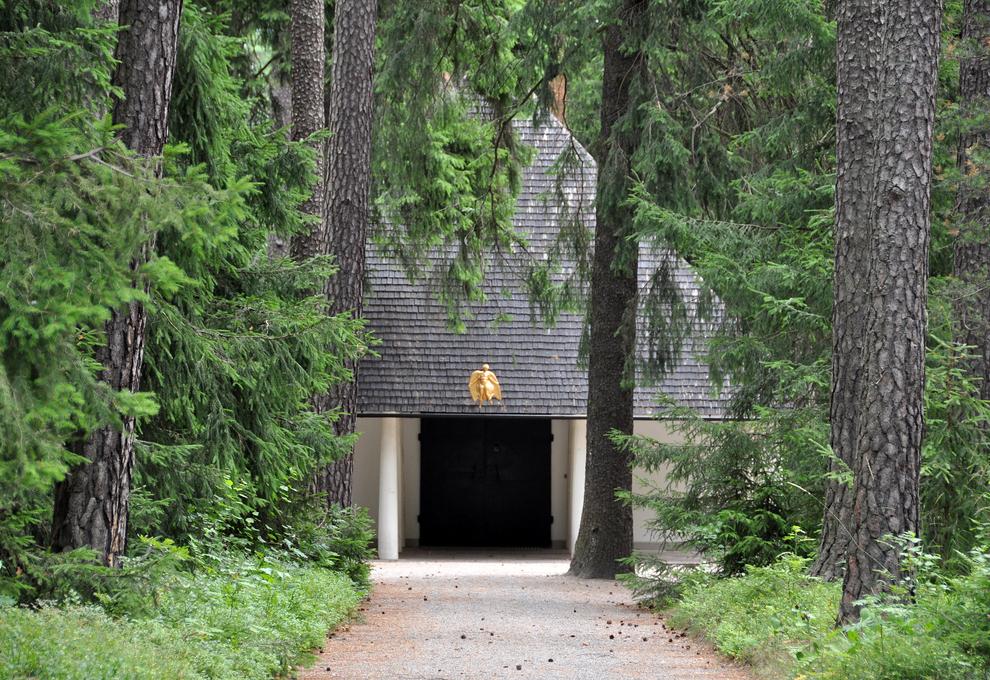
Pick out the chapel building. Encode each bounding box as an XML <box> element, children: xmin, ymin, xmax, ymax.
<box><xmin>353</xmin><ymin>109</ymin><xmax>729</xmax><ymax>559</ymax></box>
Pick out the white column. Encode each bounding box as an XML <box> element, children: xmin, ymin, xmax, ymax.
<box><xmin>378</xmin><ymin>417</ymin><xmax>401</xmax><ymax>560</ymax></box>
<box><xmin>568</xmin><ymin>419</ymin><xmax>587</xmax><ymax>555</ymax></box>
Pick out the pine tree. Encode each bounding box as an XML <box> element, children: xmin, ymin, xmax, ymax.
<box><xmin>286</xmin><ymin>0</ymin><xmax>336</xmax><ymax>499</ymax></box>
<box><xmin>953</xmin><ymin>0</ymin><xmax>990</xmax><ymax>402</ymax></box>
<box><xmin>51</xmin><ymin>0</ymin><xmax>183</xmax><ymax>567</ymax></box>
<box><xmin>810</xmin><ymin>0</ymin><xmax>884</xmax><ymax>582</ymax></box>
<box><xmin>133</xmin><ymin>2</ymin><xmax>367</xmax><ymax>544</ymax></box>
<box><xmin>569</xmin><ymin>0</ymin><xmax>645</xmax><ymax>579</ymax></box>
<box><xmin>319</xmin><ymin>0</ymin><xmax>378</xmax><ymax>505</ymax></box>
<box><xmin>835</xmin><ymin>0</ymin><xmax>941</xmax><ymax>624</ymax></box>
<box><xmin>289</xmin><ymin>0</ymin><xmax>325</xmax><ymax>259</ymax></box>
<box><xmin>93</xmin><ymin>1</ymin><xmax>118</xmax><ymax>24</ymax></box>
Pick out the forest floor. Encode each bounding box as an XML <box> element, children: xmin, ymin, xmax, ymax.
<box><xmin>299</xmin><ymin>550</ymin><xmax>752</xmax><ymax>680</ymax></box>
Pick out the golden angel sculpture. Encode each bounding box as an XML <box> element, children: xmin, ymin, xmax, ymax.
<box><xmin>468</xmin><ymin>363</ymin><xmax>502</xmax><ymax>406</ymax></box>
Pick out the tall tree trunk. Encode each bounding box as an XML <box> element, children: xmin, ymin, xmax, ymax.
<box><xmin>954</xmin><ymin>0</ymin><xmax>990</xmax><ymax>401</ymax></box>
<box><xmin>318</xmin><ymin>0</ymin><xmax>378</xmax><ymax>506</ymax></box>
<box><xmin>836</xmin><ymin>0</ymin><xmax>941</xmax><ymax>624</ymax></box>
<box><xmin>811</xmin><ymin>0</ymin><xmax>884</xmax><ymax>581</ymax></box>
<box><xmin>93</xmin><ymin>0</ymin><xmax>119</xmax><ymax>24</ymax></box>
<box><xmin>266</xmin><ymin>76</ymin><xmax>295</xmax><ymax>259</ymax></box>
<box><xmin>569</xmin><ymin>0</ymin><xmax>645</xmax><ymax>580</ymax></box>
<box><xmin>52</xmin><ymin>0</ymin><xmax>183</xmax><ymax>567</ymax></box>
<box><xmin>288</xmin><ymin>0</ymin><xmax>325</xmax><ymax>261</ymax></box>
<box><xmin>285</xmin><ymin>0</ymin><xmax>334</xmax><ymax>487</ymax></box>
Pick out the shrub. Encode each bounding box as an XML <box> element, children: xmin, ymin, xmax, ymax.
<box><xmin>0</xmin><ymin>604</ymin><xmax>222</xmax><ymax>680</ymax></box>
<box><xmin>668</xmin><ymin>553</ymin><xmax>837</xmax><ymax>675</ymax></box>
<box><xmin>796</xmin><ymin>540</ymin><xmax>990</xmax><ymax>680</ymax></box>
<box><xmin>0</xmin><ymin>551</ymin><xmax>362</xmax><ymax>680</ymax></box>
<box><xmin>664</xmin><ymin>544</ymin><xmax>990</xmax><ymax>680</ymax></box>
<box><xmin>798</xmin><ymin>622</ymin><xmax>978</xmax><ymax>680</ymax></box>
<box><xmin>616</xmin><ymin>404</ymin><xmax>828</xmax><ymax>576</ymax></box>
<box><xmin>320</xmin><ymin>505</ymin><xmax>377</xmax><ymax>589</ymax></box>
<box><xmin>154</xmin><ymin>552</ymin><xmax>362</xmax><ymax>677</ymax></box>
<box><xmin>184</xmin><ymin>492</ymin><xmax>378</xmax><ymax>591</ymax></box>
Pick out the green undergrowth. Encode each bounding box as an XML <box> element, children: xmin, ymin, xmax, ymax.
<box><xmin>0</xmin><ymin>551</ymin><xmax>363</xmax><ymax>680</ymax></box>
<box><xmin>666</xmin><ymin>554</ymin><xmax>837</xmax><ymax>678</ymax></box>
<box><xmin>662</xmin><ymin>549</ymin><xmax>990</xmax><ymax>680</ymax></box>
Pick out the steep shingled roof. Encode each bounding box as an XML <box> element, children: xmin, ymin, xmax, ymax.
<box><xmin>357</xmin><ymin>112</ymin><xmax>730</xmax><ymax>419</ymax></box>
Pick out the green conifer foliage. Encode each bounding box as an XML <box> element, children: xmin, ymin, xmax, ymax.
<box><xmin>0</xmin><ymin>114</ymin><xmax>148</xmax><ymax>584</ymax></box>
<box><xmin>555</xmin><ymin>0</ymin><xmax>839</xmax><ymax>572</ymax></box>
<box><xmin>610</xmin><ymin>0</ymin><xmax>988</xmax><ymax>575</ymax></box>
<box><xmin>134</xmin><ymin>5</ymin><xmax>369</xmax><ymax>541</ymax></box>
<box><xmin>0</xmin><ymin>2</ymin><xmax>369</xmax><ymax>590</ymax></box>
<box><xmin>373</xmin><ymin>0</ymin><xmax>533</xmax><ymax>327</ymax></box>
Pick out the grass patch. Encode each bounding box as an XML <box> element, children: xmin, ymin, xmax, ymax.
<box><xmin>664</xmin><ymin>550</ymin><xmax>990</xmax><ymax>679</ymax></box>
<box><xmin>1</xmin><ymin>604</ymin><xmax>222</xmax><ymax>680</ymax></box>
<box><xmin>0</xmin><ymin>554</ymin><xmax>362</xmax><ymax>680</ymax></box>
<box><xmin>667</xmin><ymin>554</ymin><xmax>837</xmax><ymax>678</ymax></box>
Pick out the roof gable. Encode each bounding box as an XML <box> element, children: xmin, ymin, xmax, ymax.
<box><xmin>358</xmin><ymin>112</ymin><xmax>730</xmax><ymax>419</ymax></box>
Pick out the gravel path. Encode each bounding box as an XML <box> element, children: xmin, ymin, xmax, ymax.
<box><xmin>300</xmin><ymin>551</ymin><xmax>751</xmax><ymax>680</ymax></box>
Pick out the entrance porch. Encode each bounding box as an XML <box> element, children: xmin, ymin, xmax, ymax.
<box><xmin>352</xmin><ymin>416</ymin><xmax>683</xmax><ymax>559</ymax></box>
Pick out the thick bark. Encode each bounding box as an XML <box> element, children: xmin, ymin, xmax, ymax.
<box><xmin>954</xmin><ymin>0</ymin><xmax>990</xmax><ymax>402</ymax></box>
<box><xmin>835</xmin><ymin>0</ymin><xmax>941</xmax><ymax>624</ymax></box>
<box><xmin>93</xmin><ymin>0</ymin><xmax>119</xmax><ymax>24</ymax></box>
<box><xmin>271</xmin><ymin>83</ymin><xmax>293</xmax><ymax>131</ymax></box>
<box><xmin>52</xmin><ymin>0</ymin><xmax>182</xmax><ymax>567</ymax></box>
<box><xmin>288</xmin><ymin>0</ymin><xmax>326</xmax><ymax>260</ymax></box>
<box><xmin>811</xmin><ymin>0</ymin><xmax>884</xmax><ymax>581</ymax></box>
<box><xmin>109</xmin><ymin>1</ymin><xmax>182</xmax><ymax>156</ymax></box>
<box><xmin>318</xmin><ymin>0</ymin><xmax>378</xmax><ymax>506</ymax></box>
<box><xmin>569</xmin><ymin>0</ymin><xmax>645</xmax><ymax>580</ymax></box>
<box><xmin>266</xmin><ymin>79</ymin><xmax>294</xmax><ymax>259</ymax></box>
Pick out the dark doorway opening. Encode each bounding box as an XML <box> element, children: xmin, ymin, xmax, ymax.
<box><xmin>419</xmin><ymin>417</ymin><xmax>551</xmax><ymax>547</ymax></box>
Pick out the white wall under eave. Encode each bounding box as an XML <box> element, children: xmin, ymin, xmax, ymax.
<box><xmin>565</xmin><ymin>418</ymin><xmax>684</xmax><ymax>552</ymax></box>
<box><xmin>354</xmin><ymin>416</ymin><xmax>417</xmax><ymax>552</ymax></box>
<box><xmin>352</xmin><ymin>417</ymin><xmax>381</xmax><ymax>527</ymax></box>
<box><xmin>550</xmin><ymin>420</ymin><xmax>569</xmax><ymax>546</ymax></box>
<box><xmin>401</xmin><ymin>418</ymin><xmax>421</xmax><ymax>543</ymax></box>
<box><xmin>631</xmin><ymin>419</ymin><xmax>686</xmax><ymax>548</ymax></box>
<box><xmin>353</xmin><ymin>416</ymin><xmax>411</xmax><ymax>554</ymax></box>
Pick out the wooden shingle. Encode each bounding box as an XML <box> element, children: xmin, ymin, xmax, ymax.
<box><xmin>358</xmin><ymin>111</ymin><xmax>731</xmax><ymax>419</ymax></box>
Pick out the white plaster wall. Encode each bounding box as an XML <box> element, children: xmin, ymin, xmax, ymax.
<box><xmin>354</xmin><ymin>417</ymin><xmax>419</xmax><ymax>548</ymax></box>
<box><xmin>631</xmin><ymin>419</ymin><xmax>685</xmax><ymax>547</ymax></box>
<box><xmin>564</xmin><ymin>419</ymin><xmax>682</xmax><ymax>551</ymax></box>
<box><xmin>352</xmin><ymin>417</ymin><xmax>382</xmax><ymax>527</ymax></box>
<box><xmin>401</xmin><ymin>418</ymin><xmax>421</xmax><ymax>542</ymax></box>
<box><xmin>354</xmin><ymin>417</ymin><xmax>415</xmax><ymax>549</ymax></box>
<box><xmin>550</xmin><ymin>420</ymin><xmax>569</xmax><ymax>545</ymax></box>
<box><xmin>397</xmin><ymin>422</ymin><xmax>405</xmax><ymax>549</ymax></box>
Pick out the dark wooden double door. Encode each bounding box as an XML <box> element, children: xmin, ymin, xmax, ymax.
<box><xmin>419</xmin><ymin>417</ymin><xmax>551</xmax><ymax>547</ymax></box>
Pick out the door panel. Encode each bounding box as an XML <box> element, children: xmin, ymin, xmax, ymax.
<box><xmin>419</xmin><ymin>417</ymin><xmax>551</xmax><ymax>547</ymax></box>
